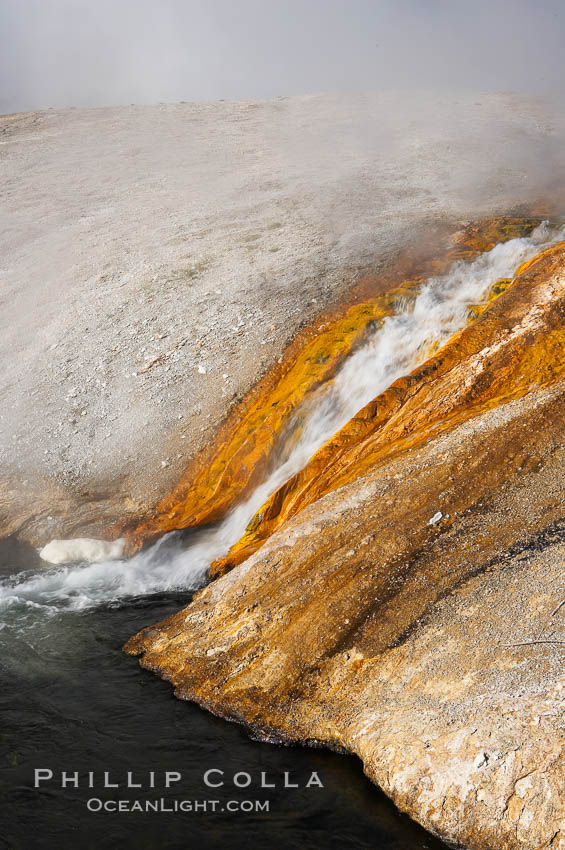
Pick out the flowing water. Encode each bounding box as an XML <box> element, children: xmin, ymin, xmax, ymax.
<box><xmin>1</xmin><ymin>223</ymin><xmax>563</xmax><ymax>849</ymax></box>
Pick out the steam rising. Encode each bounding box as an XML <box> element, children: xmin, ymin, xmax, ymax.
<box><xmin>1</xmin><ymin>0</ymin><xmax>565</xmax><ymax>113</ymax></box>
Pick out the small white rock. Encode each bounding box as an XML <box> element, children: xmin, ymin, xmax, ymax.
<box><xmin>428</xmin><ymin>511</ymin><xmax>443</xmax><ymax>525</ymax></box>
<box><xmin>197</xmin><ymin>364</ymin><xmax>207</xmax><ymax>374</ymax></box>
<box><xmin>473</xmin><ymin>752</ymin><xmax>489</xmax><ymax>770</ymax></box>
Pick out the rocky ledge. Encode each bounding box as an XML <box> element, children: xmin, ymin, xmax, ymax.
<box><xmin>126</xmin><ymin>243</ymin><xmax>565</xmax><ymax>850</ymax></box>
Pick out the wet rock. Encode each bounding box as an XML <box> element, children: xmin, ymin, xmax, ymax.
<box><xmin>0</xmin><ymin>536</ymin><xmax>42</xmax><ymax>572</ymax></box>
<box><xmin>210</xmin><ymin>242</ymin><xmax>565</xmax><ymax>574</ymax></box>
<box><xmin>126</xmin><ymin>380</ymin><xmax>565</xmax><ymax>849</ymax></box>
<box><xmin>126</xmin><ymin>247</ymin><xmax>565</xmax><ymax>850</ymax></box>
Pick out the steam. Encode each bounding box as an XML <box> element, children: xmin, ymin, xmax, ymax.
<box><xmin>1</xmin><ymin>223</ymin><xmax>562</xmax><ymax>616</ymax></box>
<box><xmin>1</xmin><ymin>0</ymin><xmax>565</xmax><ymax>113</ymax></box>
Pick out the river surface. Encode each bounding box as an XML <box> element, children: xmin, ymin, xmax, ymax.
<box><xmin>2</xmin><ymin>223</ymin><xmax>564</xmax><ymax>848</ymax></box>
<box><xmin>0</xmin><ymin>585</ymin><xmax>449</xmax><ymax>850</ymax></box>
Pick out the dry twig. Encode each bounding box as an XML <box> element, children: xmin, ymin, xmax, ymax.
<box><xmin>503</xmin><ymin>640</ymin><xmax>565</xmax><ymax>648</ymax></box>
<box><xmin>136</xmin><ymin>336</ymin><xmax>190</xmax><ymax>375</ymax></box>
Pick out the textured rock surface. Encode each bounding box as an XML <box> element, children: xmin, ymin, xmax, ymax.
<box><xmin>126</xmin><ymin>250</ymin><xmax>565</xmax><ymax>849</ymax></box>
<box><xmin>2</xmin><ymin>92</ymin><xmax>564</xmax><ymax>544</ymax></box>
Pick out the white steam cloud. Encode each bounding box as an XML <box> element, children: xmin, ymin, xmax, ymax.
<box><xmin>1</xmin><ymin>0</ymin><xmax>564</xmax><ymax>114</ymax></box>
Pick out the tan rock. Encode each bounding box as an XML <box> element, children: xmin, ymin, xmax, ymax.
<box><xmin>125</xmin><ymin>249</ymin><xmax>565</xmax><ymax>849</ymax></box>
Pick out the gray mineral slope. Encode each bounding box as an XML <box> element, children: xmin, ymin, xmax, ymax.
<box><xmin>1</xmin><ymin>91</ymin><xmax>563</xmax><ymax>542</ymax></box>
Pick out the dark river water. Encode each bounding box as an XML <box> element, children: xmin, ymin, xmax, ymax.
<box><xmin>0</xmin><ymin>585</ymin><xmax>449</xmax><ymax>850</ymax></box>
